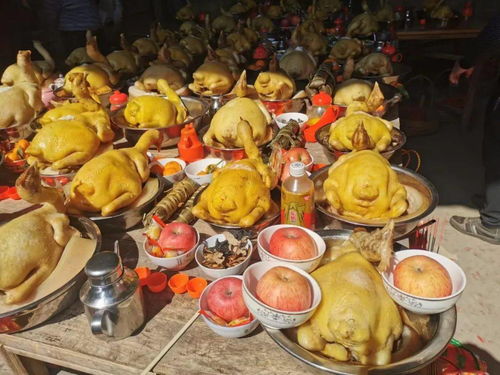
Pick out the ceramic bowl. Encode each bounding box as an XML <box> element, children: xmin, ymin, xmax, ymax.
<box><xmin>151</xmin><ymin>157</ymin><xmax>186</xmax><ymax>184</ymax></box>
<box><xmin>143</xmin><ymin>230</ymin><xmax>200</xmax><ymax>271</ymax></box>
<box><xmin>199</xmin><ymin>275</ymin><xmax>259</xmax><ymax>338</ymax></box>
<box><xmin>242</xmin><ymin>262</ymin><xmax>322</xmax><ymax>329</ymax></box>
<box><xmin>275</xmin><ymin>112</ymin><xmax>309</xmax><ymax>129</ymax></box>
<box><xmin>185</xmin><ymin>158</ymin><xmax>226</xmax><ymax>185</ymax></box>
<box><xmin>195</xmin><ymin>234</ymin><xmax>253</xmax><ymax>280</ymax></box>
<box><xmin>382</xmin><ymin>249</ymin><xmax>467</xmax><ymax>314</ymax></box>
<box><xmin>257</xmin><ymin>225</ymin><xmax>326</xmax><ymax>273</ymax></box>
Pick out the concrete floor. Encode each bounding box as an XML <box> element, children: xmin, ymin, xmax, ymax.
<box><xmin>405</xmin><ymin>109</ymin><xmax>500</xmax><ymax>373</ymax></box>
<box><xmin>1</xmin><ymin>110</ymin><xmax>499</xmax><ymax>374</ymax></box>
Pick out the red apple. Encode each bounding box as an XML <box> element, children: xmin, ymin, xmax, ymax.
<box><xmin>285</xmin><ymin>148</ymin><xmax>312</xmax><ymax>165</ymax></box>
<box><xmin>207</xmin><ymin>278</ymin><xmax>249</xmax><ymax>322</ymax></box>
<box><xmin>289</xmin><ymin>15</ymin><xmax>301</xmax><ymax>26</ymax></box>
<box><xmin>256</xmin><ymin>266</ymin><xmax>312</xmax><ymax>311</ymax></box>
<box><xmin>280</xmin><ymin>161</ymin><xmax>293</xmax><ymax>181</ymax></box>
<box><xmin>269</xmin><ymin>227</ymin><xmax>317</xmax><ymax>260</ymax></box>
<box><xmin>280</xmin><ymin>18</ymin><xmax>290</xmax><ymax>27</ymax></box>
<box><xmin>158</xmin><ymin>222</ymin><xmax>197</xmax><ymax>252</ymax></box>
<box><xmin>394</xmin><ymin>256</ymin><xmax>453</xmax><ymax>298</ymax></box>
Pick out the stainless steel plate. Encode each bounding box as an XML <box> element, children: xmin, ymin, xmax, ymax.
<box><xmin>262</xmin><ymin>229</ymin><xmax>456</xmax><ymax>374</ymax></box>
<box><xmin>0</xmin><ymin>216</ymin><xmax>101</xmax><ymax>333</ymax></box>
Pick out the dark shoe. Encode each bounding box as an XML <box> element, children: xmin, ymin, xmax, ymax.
<box><xmin>471</xmin><ymin>194</ymin><xmax>485</xmax><ymax>209</ymax></box>
<box><xmin>450</xmin><ymin>216</ymin><xmax>500</xmax><ymax>245</ymax></box>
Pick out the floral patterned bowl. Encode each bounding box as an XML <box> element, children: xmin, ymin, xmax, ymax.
<box><xmin>382</xmin><ymin>249</ymin><xmax>466</xmax><ymax>315</ymax></box>
<box><xmin>242</xmin><ymin>261</ymin><xmax>321</xmax><ymax>330</ymax></box>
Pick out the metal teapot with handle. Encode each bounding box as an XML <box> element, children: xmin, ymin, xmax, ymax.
<box><xmin>79</xmin><ymin>251</ymin><xmax>145</xmax><ymax>341</ymax></box>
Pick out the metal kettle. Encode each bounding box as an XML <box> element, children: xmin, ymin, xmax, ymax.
<box><xmin>79</xmin><ymin>251</ymin><xmax>145</xmax><ymax>341</ymax></box>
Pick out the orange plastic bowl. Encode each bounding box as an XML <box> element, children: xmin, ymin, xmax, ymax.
<box><xmin>187</xmin><ymin>277</ymin><xmax>208</xmax><ymax>299</ymax></box>
<box><xmin>168</xmin><ymin>273</ymin><xmax>189</xmax><ymax>294</ymax></box>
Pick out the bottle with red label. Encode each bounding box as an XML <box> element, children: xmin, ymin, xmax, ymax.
<box><xmin>281</xmin><ymin>162</ymin><xmax>315</xmax><ymax>229</ymax></box>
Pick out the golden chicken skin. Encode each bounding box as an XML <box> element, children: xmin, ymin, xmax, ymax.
<box><xmin>188</xmin><ymin>61</ymin><xmax>235</xmax><ymax>96</ymax></box>
<box><xmin>297</xmin><ymin>251</ymin><xmax>402</xmax><ymax>365</ymax></box>
<box><xmin>254</xmin><ymin>71</ymin><xmax>296</xmax><ymax>100</ymax></box>
<box><xmin>329</xmin><ymin>112</ymin><xmax>393</xmax><ymax>152</ymax></box>
<box><xmin>193</xmin><ymin>120</ymin><xmax>274</xmax><ymax>227</ymax></box>
<box><xmin>69</xmin><ymin>130</ymin><xmax>162</xmax><ymax>216</ymax></box>
<box><xmin>203</xmin><ymin>97</ymin><xmax>271</xmax><ymax>148</ymax></box>
<box><xmin>323</xmin><ymin>150</ymin><xmax>408</xmax><ymax>220</ymax></box>
<box><xmin>124</xmin><ymin>79</ymin><xmax>187</xmax><ymax>128</ymax></box>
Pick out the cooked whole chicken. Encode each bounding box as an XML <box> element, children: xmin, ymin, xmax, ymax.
<box><xmin>333</xmin><ymin>79</ymin><xmax>372</xmax><ymax>106</ymax></box>
<box><xmin>125</xmin><ymin>80</ymin><xmax>187</xmax><ymax>128</ymax></box>
<box><xmin>132</xmin><ymin>37</ymin><xmax>159</xmax><ymax>58</ymax></box>
<box><xmin>323</xmin><ymin>150</ymin><xmax>408</xmax><ymax>219</ymax></box>
<box><xmin>2</xmin><ymin>42</ymin><xmax>55</xmax><ymax>86</ymax></box>
<box><xmin>266</xmin><ymin>4</ymin><xmax>282</xmax><ymax>19</ymax></box>
<box><xmin>355</xmin><ymin>53</ymin><xmax>393</xmax><ymax>76</ymax></box>
<box><xmin>212</xmin><ymin>10</ymin><xmax>236</xmax><ymax>33</ymax></box>
<box><xmin>252</xmin><ymin>15</ymin><xmax>275</xmax><ymax>32</ymax></box>
<box><xmin>329</xmin><ymin>38</ymin><xmax>363</xmax><ymax>60</ymax></box>
<box><xmin>69</xmin><ymin>130</ymin><xmax>162</xmax><ymax>216</ymax></box>
<box><xmin>203</xmin><ymin>97</ymin><xmax>271</xmax><ymax>148</ymax></box>
<box><xmin>347</xmin><ymin>12</ymin><xmax>379</xmax><ymax>37</ymax></box>
<box><xmin>227</xmin><ymin>32</ymin><xmax>252</xmax><ymax>54</ymax></box>
<box><xmin>179</xmin><ymin>35</ymin><xmax>207</xmax><ymax>56</ymax></box>
<box><xmin>291</xmin><ymin>25</ymin><xmax>328</xmax><ymax>56</ymax></box>
<box><xmin>254</xmin><ymin>56</ymin><xmax>296</xmax><ymax>100</ymax></box>
<box><xmin>329</xmin><ymin>112</ymin><xmax>393</xmax><ymax>152</ymax></box>
<box><xmin>297</xmin><ymin>250</ymin><xmax>402</xmax><ymax>365</ymax></box>
<box><xmin>105</xmin><ymin>34</ymin><xmax>142</xmax><ymax>75</ymax></box>
<box><xmin>193</xmin><ymin>120</ymin><xmax>274</xmax><ymax>227</ymax></box>
<box><xmin>188</xmin><ymin>61</ymin><xmax>235</xmax><ymax>96</ymax></box>
<box><xmin>0</xmin><ymin>203</ymin><xmax>73</xmax><ymax>304</ymax></box>
<box><xmin>0</xmin><ymin>51</ymin><xmax>43</xmax><ymax>128</ymax></box>
<box><xmin>279</xmin><ymin>49</ymin><xmax>317</xmax><ymax>81</ymax></box>
<box><xmin>65</xmin><ymin>47</ymin><xmax>92</xmax><ymax>67</ymax></box>
<box><xmin>176</xmin><ymin>1</ymin><xmax>195</xmax><ymax>20</ymax></box>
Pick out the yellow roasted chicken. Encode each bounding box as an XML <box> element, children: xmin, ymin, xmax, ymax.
<box><xmin>355</xmin><ymin>53</ymin><xmax>393</xmax><ymax>76</ymax></box>
<box><xmin>297</xmin><ymin>249</ymin><xmax>402</xmax><ymax>365</ymax></box>
<box><xmin>254</xmin><ymin>56</ymin><xmax>296</xmax><ymax>100</ymax></box>
<box><xmin>290</xmin><ymin>24</ymin><xmax>328</xmax><ymax>56</ymax></box>
<box><xmin>0</xmin><ymin>51</ymin><xmax>43</xmax><ymax>128</ymax></box>
<box><xmin>333</xmin><ymin>79</ymin><xmax>372</xmax><ymax>106</ymax></box>
<box><xmin>203</xmin><ymin>97</ymin><xmax>271</xmax><ymax>148</ymax></box>
<box><xmin>329</xmin><ymin>112</ymin><xmax>393</xmax><ymax>152</ymax></box>
<box><xmin>193</xmin><ymin>120</ymin><xmax>274</xmax><ymax>227</ymax></box>
<box><xmin>105</xmin><ymin>34</ymin><xmax>141</xmax><ymax>76</ymax></box>
<box><xmin>323</xmin><ymin>150</ymin><xmax>408</xmax><ymax>219</ymax></box>
<box><xmin>0</xmin><ymin>203</ymin><xmax>73</xmax><ymax>305</ymax></box>
<box><xmin>188</xmin><ymin>60</ymin><xmax>235</xmax><ymax>96</ymax></box>
<box><xmin>69</xmin><ymin>130</ymin><xmax>162</xmax><ymax>216</ymax></box>
<box><xmin>329</xmin><ymin>38</ymin><xmax>363</xmax><ymax>60</ymax></box>
<box><xmin>124</xmin><ymin>79</ymin><xmax>187</xmax><ymax>128</ymax></box>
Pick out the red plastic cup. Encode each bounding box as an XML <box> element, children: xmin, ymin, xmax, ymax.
<box><xmin>147</xmin><ymin>272</ymin><xmax>168</xmax><ymax>293</ymax></box>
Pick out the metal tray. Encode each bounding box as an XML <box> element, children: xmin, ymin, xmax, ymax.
<box><xmin>312</xmin><ymin>166</ymin><xmax>438</xmax><ymax>239</ymax></box>
<box><xmin>263</xmin><ymin>229</ymin><xmax>456</xmax><ymax>374</ymax></box>
<box><xmin>0</xmin><ymin>216</ymin><xmax>101</xmax><ymax>333</ymax></box>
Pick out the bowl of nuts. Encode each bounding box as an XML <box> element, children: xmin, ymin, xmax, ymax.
<box><xmin>195</xmin><ymin>233</ymin><xmax>253</xmax><ymax>280</ymax></box>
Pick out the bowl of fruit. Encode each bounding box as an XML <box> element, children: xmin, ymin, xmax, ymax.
<box><xmin>3</xmin><ymin>139</ymin><xmax>30</xmax><ymax>174</ymax></box>
<box><xmin>150</xmin><ymin>157</ymin><xmax>186</xmax><ymax>184</ymax></box>
<box><xmin>382</xmin><ymin>249</ymin><xmax>466</xmax><ymax>314</ymax></box>
<box><xmin>185</xmin><ymin>158</ymin><xmax>225</xmax><ymax>185</ymax></box>
<box><xmin>242</xmin><ymin>262</ymin><xmax>322</xmax><ymax>329</ymax></box>
<box><xmin>199</xmin><ymin>276</ymin><xmax>259</xmax><ymax>338</ymax></box>
<box><xmin>143</xmin><ymin>221</ymin><xmax>199</xmax><ymax>270</ymax></box>
<box><xmin>257</xmin><ymin>225</ymin><xmax>326</xmax><ymax>273</ymax></box>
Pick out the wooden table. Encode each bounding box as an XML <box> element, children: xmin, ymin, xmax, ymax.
<box><xmin>0</xmin><ymin>143</ymin><xmax>430</xmax><ymax>375</ymax></box>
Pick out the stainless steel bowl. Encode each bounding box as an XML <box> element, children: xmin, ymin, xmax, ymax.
<box><xmin>312</xmin><ymin>166</ymin><xmax>438</xmax><ymax>238</ymax></box>
<box><xmin>0</xmin><ymin>216</ymin><xmax>101</xmax><ymax>334</ymax></box>
<box><xmin>111</xmin><ymin>96</ymin><xmax>209</xmax><ymax>148</ymax></box>
<box><xmin>264</xmin><ymin>228</ymin><xmax>456</xmax><ymax>374</ymax></box>
<box><xmin>84</xmin><ymin>177</ymin><xmax>165</xmax><ymax>232</ymax></box>
<box><xmin>316</xmin><ymin>124</ymin><xmax>407</xmax><ymax>161</ymax></box>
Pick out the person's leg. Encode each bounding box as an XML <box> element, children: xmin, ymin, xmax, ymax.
<box><xmin>450</xmin><ymin>94</ymin><xmax>500</xmax><ymax>244</ymax></box>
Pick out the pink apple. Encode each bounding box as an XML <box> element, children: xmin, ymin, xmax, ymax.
<box><xmin>158</xmin><ymin>222</ymin><xmax>197</xmax><ymax>252</ymax></box>
<box><xmin>207</xmin><ymin>278</ymin><xmax>249</xmax><ymax>322</ymax></box>
<box><xmin>285</xmin><ymin>148</ymin><xmax>312</xmax><ymax>165</ymax></box>
<box><xmin>256</xmin><ymin>266</ymin><xmax>312</xmax><ymax>311</ymax></box>
<box><xmin>394</xmin><ymin>256</ymin><xmax>453</xmax><ymax>298</ymax></box>
<box><xmin>269</xmin><ymin>227</ymin><xmax>317</xmax><ymax>260</ymax></box>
